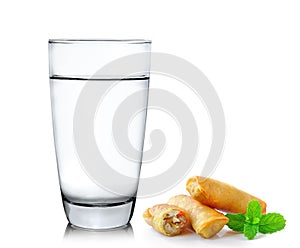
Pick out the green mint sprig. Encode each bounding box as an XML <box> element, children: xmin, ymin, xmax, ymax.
<box><xmin>226</xmin><ymin>200</ymin><xmax>286</xmax><ymax>240</ymax></box>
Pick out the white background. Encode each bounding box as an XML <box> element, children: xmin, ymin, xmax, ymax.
<box><xmin>0</xmin><ymin>0</ymin><xmax>299</xmax><ymax>247</ymax></box>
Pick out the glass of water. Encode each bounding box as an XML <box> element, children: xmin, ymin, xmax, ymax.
<box><xmin>49</xmin><ymin>39</ymin><xmax>151</xmax><ymax>229</ymax></box>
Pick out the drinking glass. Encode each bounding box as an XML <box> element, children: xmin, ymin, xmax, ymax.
<box><xmin>49</xmin><ymin>39</ymin><xmax>151</xmax><ymax>229</ymax></box>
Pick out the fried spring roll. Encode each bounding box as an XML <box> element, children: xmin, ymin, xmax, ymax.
<box><xmin>143</xmin><ymin>204</ymin><xmax>190</xmax><ymax>236</ymax></box>
<box><xmin>168</xmin><ymin>195</ymin><xmax>228</xmax><ymax>238</ymax></box>
<box><xmin>186</xmin><ymin>176</ymin><xmax>267</xmax><ymax>214</ymax></box>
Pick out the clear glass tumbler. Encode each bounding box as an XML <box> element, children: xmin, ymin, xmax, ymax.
<box><xmin>48</xmin><ymin>39</ymin><xmax>151</xmax><ymax>229</ymax></box>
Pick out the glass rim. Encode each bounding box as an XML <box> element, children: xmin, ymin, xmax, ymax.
<box><xmin>49</xmin><ymin>39</ymin><xmax>151</xmax><ymax>44</ymax></box>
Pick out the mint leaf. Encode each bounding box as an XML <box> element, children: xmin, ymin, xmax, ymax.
<box><xmin>244</xmin><ymin>223</ymin><xmax>259</xmax><ymax>240</ymax></box>
<box><xmin>259</xmin><ymin>213</ymin><xmax>286</xmax><ymax>234</ymax></box>
<box><xmin>246</xmin><ymin>200</ymin><xmax>262</xmax><ymax>224</ymax></box>
<box><xmin>225</xmin><ymin>200</ymin><xmax>286</xmax><ymax>240</ymax></box>
<box><xmin>226</xmin><ymin>213</ymin><xmax>246</xmax><ymax>232</ymax></box>
<box><xmin>246</xmin><ymin>216</ymin><xmax>260</xmax><ymax>224</ymax></box>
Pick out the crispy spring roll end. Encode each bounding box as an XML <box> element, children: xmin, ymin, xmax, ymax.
<box><xmin>197</xmin><ymin>217</ymin><xmax>228</xmax><ymax>239</ymax></box>
<box><xmin>143</xmin><ymin>204</ymin><xmax>190</xmax><ymax>236</ymax></box>
<box><xmin>143</xmin><ymin>208</ymin><xmax>153</xmax><ymax>226</ymax></box>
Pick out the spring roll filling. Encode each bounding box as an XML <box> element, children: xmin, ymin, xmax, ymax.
<box><xmin>163</xmin><ymin>210</ymin><xmax>187</xmax><ymax>234</ymax></box>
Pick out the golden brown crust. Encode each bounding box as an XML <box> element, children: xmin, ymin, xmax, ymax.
<box><xmin>143</xmin><ymin>208</ymin><xmax>153</xmax><ymax>226</ymax></box>
<box><xmin>186</xmin><ymin>176</ymin><xmax>267</xmax><ymax>214</ymax></box>
<box><xmin>168</xmin><ymin>195</ymin><xmax>228</xmax><ymax>238</ymax></box>
<box><xmin>143</xmin><ymin>204</ymin><xmax>190</xmax><ymax>236</ymax></box>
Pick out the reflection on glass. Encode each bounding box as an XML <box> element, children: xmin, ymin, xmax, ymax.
<box><xmin>63</xmin><ymin>223</ymin><xmax>134</xmax><ymax>244</ymax></box>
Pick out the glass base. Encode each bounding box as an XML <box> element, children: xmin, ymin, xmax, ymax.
<box><xmin>62</xmin><ymin>198</ymin><xmax>136</xmax><ymax>230</ymax></box>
